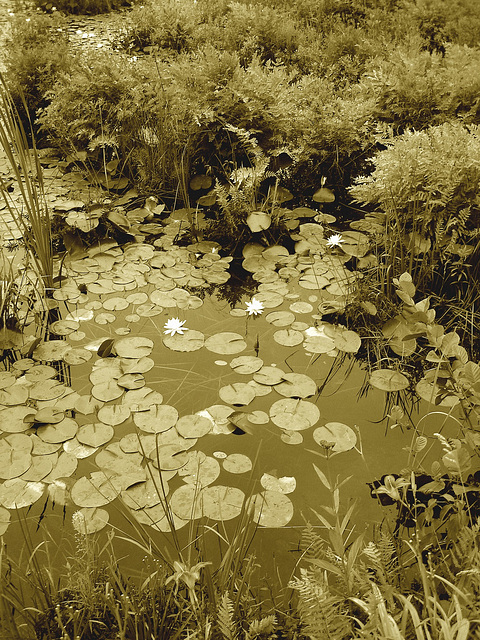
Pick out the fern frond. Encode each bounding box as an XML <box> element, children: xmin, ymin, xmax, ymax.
<box><xmin>246</xmin><ymin>615</ymin><xmax>276</xmax><ymax>640</ymax></box>
<box><xmin>217</xmin><ymin>591</ymin><xmax>239</xmax><ymax>640</ymax></box>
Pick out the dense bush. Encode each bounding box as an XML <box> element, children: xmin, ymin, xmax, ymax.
<box><xmin>4</xmin><ymin>13</ymin><xmax>72</xmax><ymax>135</ymax></box>
<box><xmin>33</xmin><ymin>0</ymin><xmax>134</xmax><ymax>14</ymax></box>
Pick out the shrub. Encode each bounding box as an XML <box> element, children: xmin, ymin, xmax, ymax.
<box><xmin>360</xmin><ymin>42</ymin><xmax>480</xmax><ymax>131</ymax></box>
<box><xmin>33</xmin><ymin>0</ymin><xmax>134</xmax><ymax>14</ymax></box>
<box><xmin>349</xmin><ymin>122</ymin><xmax>480</xmax><ymax>296</ymax></box>
<box><xmin>4</xmin><ymin>12</ymin><xmax>72</xmax><ymax>135</ymax></box>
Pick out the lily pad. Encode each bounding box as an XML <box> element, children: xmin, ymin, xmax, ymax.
<box><xmin>223</xmin><ymin>453</ymin><xmax>253</xmax><ymax>474</ymax></box>
<box><xmin>179</xmin><ymin>453</ymin><xmax>220</xmax><ymax>487</ymax></box>
<box><xmin>0</xmin><ymin>506</ymin><xmax>10</xmax><ymax>534</ymax></box>
<box><xmin>280</xmin><ymin>430</ymin><xmax>303</xmax><ymax>445</ymax></box>
<box><xmin>313</xmin><ymin>422</ymin><xmax>357</xmax><ymax>452</ymax></box>
<box><xmin>260</xmin><ymin>474</ymin><xmax>296</xmax><ymax>494</ymax></box>
<box><xmin>265</xmin><ymin>311</ymin><xmax>295</xmax><ymax>327</ymax></box>
<box><xmin>273</xmin><ymin>329</ymin><xmax>304</xmax><ymax>347</ymax></box>
<box><xmin>97</xmin><ymin>405</ymin><xmax>131</xmax><ymax>426</ymax></box>
<box><xmin>219</xmin><ymin>383</ymin><xmax>256</xmax><ymax>406</ymax></box>
<box><xmin>253</xmin><ymin>366</ymin><xmax>285</xmax><ymax>386</ymax></box>
<box><xmin>32</xmin><ymin>340</ymin><xmax>71</xmax><ymax>362</ymax></box>
<box><xmin>0</xmin><ymin>479</ymin><xmax>44</xmax><ymax>509</ymax></box>
<box><xmin>201</xmin><ymin>486</ymin><xmax>245</xmax><ymax>521</ymax></box>
<box><xmin>229</xmin><ymin>356</ymin><xmax>264</xmax><ymax>375</ymax></box>
<box><xmin>275</xmin><ymin>373</ymin><xmax>317</xmax><ymax>398</ymax></box>
<box><xmin>369</xmin><ymin>369</ymin><xmax>409</xmax><ymax>392</ymax></box>
<box><xmin>169</xmin><ymin>484</ymin><xmax>203</xmax><ymax>519</ymax></box>
<box><xmin>71</xmin><ymin>472</ymin><xmax>120</xmax><ymax>507</ymax></box>
<box><xmin>248</xmin><ymin>490</ymin><xmax>294</xmax><ymax>527</ymax></box>
<box><xmin>36</xmin><ymin>417</ymin><xmax>78</xmax><ymax>444</ymax></box>
<box><xmin>91</xmin><ymin>380</ymin><xmax>124</xmax><ymax>402</ymax></box>
<box><xmin>176</xmin><ymin>414</ymin><xmax>212</xmax><ymax>438</ymax></box>
<box><xmin>133</xmin><ymin>405</ymin><xmax>178</xmax><ymax>433</ymax></box>
<box><xmin>163</xmin><ymin>330</ymin><xmax>205</xmax><ymax>352</ymax></box>
<box><xmin>270</xmin><ymin>398</ymin><xmax>320</xmax><ymax>431</ymax></box>
<box><xmin>72</xmin><ymin>507</ymin><xmax>109</xmax><ymax>534</ymax></box>
<box><xmin>114</xmin><ymin>337</ymin><xmax>154</xmax><ymax>359</ymax></box>
<box><xmin>0</xmin><ymin>433</ymin><xmax>32</xmax><ymax>479</ymax></box>
<box><xmin>0</xmin><ymin>406</ymin><xmax>35</xmax><ymax>433</ymax></box>
<box><xmin>77</xmin><ymin>422</ymin><xmax>115</xmax><ymax>448</ymax></box>
<box><xmin>246</xmin><ymin>211</ymin><xmax>271</xmax><ymax>232</ymax></box>
<box><xmin>205</xmin><ymin>332</ymin><xmax>247</xmax><ymax>355</ymax></box>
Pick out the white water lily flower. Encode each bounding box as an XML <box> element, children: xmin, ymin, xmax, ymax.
<box><xmin>326</xmin><ymin>234</ymin><xmax>344</xmax><ymax>247</ymax></box>
<box><xmin>163</xmin><ymin>317</ymin><xmax>188</xmax><ymax>336</ymax></box>
<box><xmin>245</xmin><ymin>297</ymin><xmax>264</xmax><ymax>316</ymax></box>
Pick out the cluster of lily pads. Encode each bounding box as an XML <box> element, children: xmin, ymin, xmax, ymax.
<box><xmin>0</xmin><ymin>212</ymin><xmax>376</xmax><ymax>536</ymax></box>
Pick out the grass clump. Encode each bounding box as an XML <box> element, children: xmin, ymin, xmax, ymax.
<box><xmin>33</xmin><ymin>0</ymin><xmax>134</xmax><ymax>15</ymax></box>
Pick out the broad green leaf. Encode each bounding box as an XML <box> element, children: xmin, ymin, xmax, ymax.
<box><xmin>369</xmin><ymin>369</ymin><xmax>409</xmax><ymax>392</ymax></box>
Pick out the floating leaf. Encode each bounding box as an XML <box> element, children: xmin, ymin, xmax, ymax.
<box><xmin>179</xmin><ymin>453</ymin><xmax>220</xmax><ymax>487</ymax></box>
<box><xmin>133</xmin><ymin>405</ymin><xmax>178</xmax><ymax>433</ymax></box>
<box><xmin>205</xmin><ymin>332</ymin><xmax>247</xmax><ymax>355</ymax></box>
<box><xmin>273</xmin><ymin>329</ymin><xmax>304</xmax><ymax>347</ymax></box>
<box><xmin>163</xmin><ymin>330</ymin><xmax>205</xmax><ymax>352</ymax></box>
<box><xmin>313</xmin><ymin>187</ymin><xmax>335</xmax><ymax>203</ymax></box>
<box><xmin>33</xmin><ymin>340</ymin><xmax>71</xmax><ymax>362</ymax></box>
<box><xmin>260</xmin><ymin>474</ymin><xmax>296</xmax><ymax>494</ymax></box>
<box><xmin>0</xmin><ymin>507</ymin><xmax>10</xmax><ymax>534</ymax></box>
<box><xmin>72</xmin><ymin>507</ymin><xmax>109</xmax><ymax>535</ymax></box>
<box><xmin>91</xmin><ymin>380</ymin><xmax>124</xmax><ymax>402</ymax></box>
<box><xmin>114</xmin><ymin>337</ymin><xmax>154</xmax><ymax>359</ymax></box>
<box><xmin>219</xmin><ymin>383</ymin><xmax>256</xmax><ymax>406</ymax></box>
<box><xmin>169</xmin><ymin>485</ymin><xmax>203</xmax><ymax>520</ymax></box>
<box><xmin>0</xmin><ymin>406</ymin><xmax>35</xmax><ymax>433</ymax></box>
<box><xmin>71</xmin><ymin>472</ymin><xmax>120</xmax><ymax>508</ymax></box>
<box><xmin>270</xmin><ymin>398</ymin><xmax>320</xmax><ymax>431</ymax></box>
<box><xmin>230</xmin><ymin>356</ymin><xmax>264</xmax><ymax>375</ymax></box>
<box><xmin>253</xmin><ymin>366</ymin><xmax>285</xmax><ymax>386</ymax></box>
<box><xmin>0</xmin><ymin>433</ymin><xmax>32</xmax><ymax>479</ymax></box>
<box><xmin>281</xmin><ymin>430</ymin><xmax>303</xmax><ymax>445</ymax></box>
<box><xmin>0</xmin><ymin>479</ymin><xmax>44</xmax><ymax>509</ymax></box>
<box><xmin>275</xmin><ymin>373</ymin><xmax>317</xmax><ymax>398</ymax></box>
<box><xmin>369</xmin><ymin>369</ymin><xmax>409</xmax><ymax>392</ymax></box>
<box><xmin>176</xmin><ymin>414</ymin><xmax>212</xmax><ymax>438</ymax></box>
<box><xmin>248</xmin><ymin>490</ymin><xmax>294</xmax><ymax>527</ymax></box>
<box><xmin>202</xmin><ymin>486</ymin><xmax>245</xmax><ymax>521</ymax></box>
<box><xmin>223</xmin><ymin>453</ymin><xmax>253</xmax><ymax>474</ymax></box>
<box><xmin>313</xmin><ymin>422</ymin><xmax>357</xmax><ymax>452</ymax></box>
<box><xmin>246</xmin><ymin>211</ymin><xmax>271</xmax><ymax>233</ymax></box>
<box><xmin>97</xmin><ymin>405</ymin><xmax>131</xmax><ymax>426</ymax></box>
<box><xmin>265</xmin><ymin>311</ymin><xmax>295</xmax><ymax>327</ymax></box>
<box><xmin>36</xmin><ymin>417</ymin><xmax>78</xmax><ymax>444</ymax></box>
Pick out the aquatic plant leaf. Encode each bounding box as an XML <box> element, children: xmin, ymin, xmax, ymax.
<box><xmin>265</xmin><ymin>311</ymin><xmax>295</xmax><ymax>327</ymax></box>
<box><xmin>0</xmin><ymin>506</ymin><xmax>10</xmax><ymax>534</ymax></box>
<box><xmin>223</xmin><ymin>453</ymin><xmax>253</xmax><ymax>474</ymax></box>
<box><xmin>0</xmin><ymin>479</ymin><xmax>44</xmax><ymax>509</ymax></box>
<box><xmin>121</xmin><ymin>477</ymin><xmax>164</xmax><ymax>510</ymax></box>
<box><xmin>71</xmin><ymin>472</ymin><xmax>120</xmax><ymax>507</ymax></box>
<box><xmin>253</xmin><ymin>366</ymin><xmax>285</xmax><ymax>386</ymax></box>
<box><xmin>230</xmin><ymin>356</ymin><xmax>264</xmax><ymax>374</ymax></box>
<box><xmin>248</xmin><ymin>490</ymin><xmax>294</xmax><ymax>527</ymax></box>
<box><xmin>123</xmin><ymin>387</ymin><xmax>163</xmax><ymax>411</ymax></box>
<box><xmin>31</xmin><ymin>407</ymin><xmax>65</xmax><ymax>424</ymax></box>
<box><xmin>0</xmin><ymin>406</ymin><xmax>35</xmax><ymax>433</ymax></box>
<box><xmin>97</xmin><ymin>405</ymin><xmax>131</xmax><ymax>426</ymax></box>
<box><xmin>74</xmin><ymin>395</ymin><xmax>104</xmax><ymax>415</ymax></box>
<box><xmin>273</xmin><ymin>329</ymin><xmax>304</xmax><ymax>347</ymax></box>
<box><xmin>36</xmin><ymin>417</ymin><xmax>78</xmax><ymax>444</ymax></box>
<box><xmin>176</xmin><ymin>414</ymin><xmax>212</xmax><ymax>438</ymax></box>
<box><xmin>30</xmin><ymin>379</ymin><xmax>67</xmax><ymax>401</ymax></box>
<box><xmin>275</xmin><ymin>373</ymin><xmax>317</xmax><ymax>398</ymax></box>
<box><xmin>246</xmin><ymin>211</ymin><xmax>271</xmax><ymax>232</ymax></box>
<box><xmin>50</xmin><ymin>319</ymin><xmax>80</xmax><ymax>336</ymax></box>
<box><xmin>313</xmin><ymin>422</ymin><xmax>357</xmax><ymax>452</ymax></box>
<box><xmin>0</xmin><ymin>372</ymin><xmax>16</xmax><ymax>389</ymax></box>
<box><xmin>0</xmin><ymin>433</ymin><xmax>32</xmax><ymax>478</ymax></box>
<box><xmin>133</xmin><ymin>405</ymin><xmax>178</xmax><ymax>433</ymax></box>
<box><xmin>303</xmin><ymin>333</ymin><xmax>336</xmax><ymax>354</ymax></box>
<box><xmin>179</xmin><ymin>452</ymin><xmax>220</xmax><ymax>487</ymax></box>
<box><xmin>202</xmin><ymin>486</ymin><xmax>245</xmax><ymax>520</ymax></box>
<box><xmin>369</xmin><ymin>370</ymin><xmax>409</xmax><ymax>392</ymax></box>
<box><xmin>19</xmin><ymin>456</ymin><xmax>54</xmax><ymax>482</ymax></box>
<box><xmin>333</xmin><ymin>328</ymin><xmax>361</xmax><ymax>353</ymax></box>
<box><xmin>219</xmin><ymin>383</ymin><xmax>256</xmax><ymax>406</ymax></box>
<box><xmin>281</xmin><ymin>430</ymin><xmax>303</xmax><ymax>445</ymax></box>
<box><xmin>114</xmin><ymin>336</ymin><xmax>154</xmax><ymax>358</ymax></box>
<box><xmin>43</xmin><ymin>452</ymin><xmax>78</xmax><ymax>483</ymax></box>
<box><xmin>254</xmin><ymin>291</ymin><xmax>283</xmax><ymax>308</ymax></box>
<box><xmin>91</xmin><ymin>380</ymin><xmax>124</xmax><ymax>402</ymax></box>
<box><xmin>163</xmin><ymin>330</ymin><xmax>205</xmax><ymax>352</ymax></box>
<box><xmin>63</xmin><ymin>348</ymin><xmax>93</xmax><ymax>366</ymax></box>
<box><xmin>77</xmin><ymin>423</ymin><xmax>115</xmax><ymax>448</ymax></box>
<box><xmin>270</xmin><ymin>399</ymin><xmax>320</xmax><ymax>431</ymax></box>
<box><xmin>63</xmin><ymin>438</ymin><xmax>97</xmax><ymax>459</ymax></box>
<box><xmin>313</xmin><ymin>187</ymin><xmax>335</xmax><ymax>203</ymax></box>
<box><xmin>150</xmin><ymin>444</ymin><xmax>188</xmax><ymax>471</ymax></box>
<box><xmin>247</xmin><ymin>410</ymin><xmax>269</xmax><ymax>424</ymax></box>
<box><xmin>205</xmin><ymin>333</ymin><xmax>247</xmax><ymax>355</ymax></box>
<box><xmin>260</xmin><ymin>474</ymin><xmax>296</xmax><ymax>494</ymax></box>
<box><xmin>103</xmin><ymin>297</ymin><xmax>129</xmax><ymax>311</ymax></box>
<box><xmin>0</xmin><ymin>383</ymin><xmax>29</xmax><ymax>406</ymax></box>
<box><xmin>32</xmin><ymin>340</ymin><xmax>71</xmax><ymax>362</ymax></box>
<box><xmin>72</xmin><ymin>507</ymin><xmax>109</xmax><ymax>535</ymax></box>
<box><xmin>170</xmin><ymin>484</ymin><xmax>203</xmax><ymax>519</ymax></box>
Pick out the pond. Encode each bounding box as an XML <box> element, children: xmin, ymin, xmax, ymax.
<box><xmin>0</xmin><ymin>213</ymin><xmax>454</xmax><ymax>580</ymax></box>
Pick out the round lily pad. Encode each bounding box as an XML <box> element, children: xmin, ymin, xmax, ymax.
<box><xmin>0</xmin><ymin>479</ymin><xmax>44</xmax><ymax>509</ymax></box>
<box><xmin>253</xmin><ymin>366</ymin><xmax>285</xmax><ymax>386</ymax></box>
<box><xmin>223</xmin><ymin>453</ymin><xmax>253</xmax><ymax>474</ymax></box>
<box><xmin>91</xmin><ymin>381</ymin><xmax>124</xmax><ymax>402</ymax></box>
<box><xmin>229</xmin><ymin>356</ymin><xmax>264</xmax><ymax>375</ymax></box>
<box><xmin>248</xmin><ymin>490</ymin><xmax>294</xmax><ymax>527</ymax></box>
<box><xmin>36</xmin><ymin>417</ymin><xmax>78</xmax><ymax>444</ymax></box>
<box><xmin>280</xmin><ymin>430</ymin><xmax>304</xmax><ymax>445</ymax></box>
<box><xmin>72</xmin><ymin>507</ymin><xmax>109</xmax><ymax>535</ymax></box>
<box><xmin>247</xmin><ymin>410</ymin><xmax>269</xmax><ymax>424</ymax></box>
<box><xmin>32</xmin><ymin>340</ymin><xmax>71</xmax><ymax>362</ymax></box>
<box><xmin>114</xmin><ymin>337</ymin><xmax>154</xmax><ymax>358</ymax></box>
<box><xmin>313</xmin><ymin>422</ymin><xmax>357</xmax><ymax>452</ymax></box>
<box><xmin>30</xmin><ymin>379</ymin><xmax>67</xmax><ymax>401</ymax></box>
<box><xmin>63</xmin><ymin>348</ymin><xmax>93</xmax><ymax>366</ymax></box>
<box><xmin>0</xmin><ymin>433</ymin><xmax>32</xmax><ymax>479</ymax></box>
<box><xmin>163</xmin><ymin>330</ymin><xmax>205</xmax><ymax>352</ymax></box>
<box><xmin>77</xmin><ymin>422</ymin><xmax>115</xmax><ymax>448</ymax></box>
<box><xmin>71</xmin><ymin>472</ymin><xmax>120</xmax><ymax>507</ymax></box>
<box><xmin>97</xmin><ymin>405</ymin><xmax>131</xmax><ymax>426</ymax></box>
<box><xmin>42</xmin><ymin>452</ymin><xmax>78</xmax><ymax>483</ymax></box>
<box><xmin>205</xmin><ymin>332</ymin><xmax>247</xmax><ymax>355</ymax></box>
<box><xmin>289</xmin><ymin>301</ymin><xmax>313</xmax><ymax>314</ymax></box>
<box><xmin>273</xmin><ymin>329</ymin><xmax>304</xmax><ymax>347</ymax></box>
<box><xmin>265</xmin><ymin>311</ymin><xmax>295</xmax><ymax>327</ymax></box>
<box><xmin>275</xmin><ymin>373</ymin><xmax>317</xmax><ymax>398</ymax></box>
<box><xmin>123</xmin><ymin>387</ymin><xmax>163</xmax><ymax>411</ymax></box>
<box><xmin>176</xmin><ymin>414</ymin><xmax>212</xmax><ymax>438</ymax></box>
<box><xmin>133</xmin><ymin>405</ymin><xmax>178</xmax><ymax>433</ymax></box>
<box><xmin>0</xmin><ymin>406</ymin><xmax>35</xmax><ymax>433</ymax></box>
<box><xmin>117</xmin><ymin>373</ymin><xmax>146</xmax><ymax>390</ymax></box>
<box><xmin>369</xmin><ymin>369</ymin><xmax>409</xmax><ymax>392</ymax></box>
<box><xmin>269</xmin><ymin>399</ymin><xmax>320</xmax><ymax>431</ymax></box>
<box><xmin>121</xmin><ymin>477</ymin><xmax>164</xmax><ymax>510</ymax></box>
<box><xmin>219</xmin><ymin>383</ymin><xmax>256</xmax><ymax>406</ymax></box>
<box><xmin>179</xmin><ymin>453</ymin><xmax>220</xmax><ymax>487</ymax></box>
<box><xmin>151</xmin><ymin>444</ymin><xmax>188</xmax><ymax>471</ymax></box>
<box><xmin>19</xmin><ymin>455</ymin><xmax>54</xmax><ymax>482</ymax></box>
<box><xmin>303</xmin><ymin>334</ymin><xmax>336</xmax><ymax>354</ymax></box>
<box><xmin>260</xmin><ymin>474</ymin><xmax>296</xmax><ymax>494</ymax></box>
<box><xmin>169</xmin><ymin>484</ymin><xmax>203</xmax><ymax>520</ymax></box>
<box><xmin>63</xmin><ymin>438</ymin><xmax>97</xmax><ymax>459</ymax></box>
<box><xmin>202</xmin><ymin>486</ymin><xmax>245</xmax><ymax>521</ymax></box>
<box><xmin>332</xmin><ymin>327</ymin><xmax>361</xmax><ymax>353</ymax></box>
<box><xmin>0</xmin><ymin>506</ymin><xmax>10</xmax><ymax>534</ymax></box>
<box><xmin>196</xmin><ymin>405</ymin><xmax>235</xmax><ymax>434</ymax></box>
<box><xmin>74</xmin><ymin>395</ymin><xmax>104</xmax><ymax>415</ymax></box>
